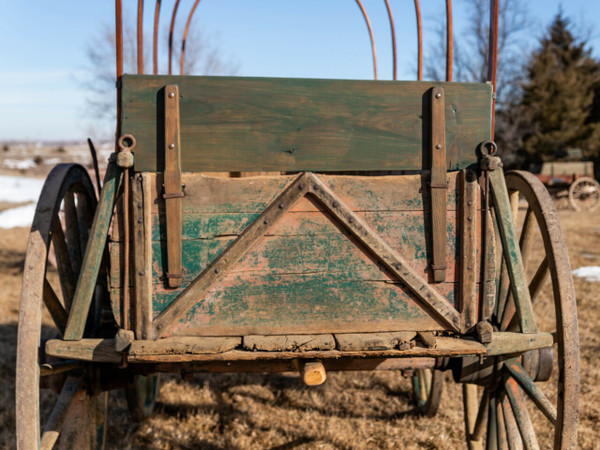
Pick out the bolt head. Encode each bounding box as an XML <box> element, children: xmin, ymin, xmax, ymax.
<box><xmin>168</xmin><ymin>92</ymin><xmax>175</xmax><ymax>98</ymax></box>
<box><xmin>436</xmin><ymin>144</ymin><xmax>442</xmax><ymax>149</ymax></box>
<box><xmin>435</xmin><ymin>92</ymin><xmax>442</xmax><ymax>98</ymax></box>
<box><xmin>168</xmin><ymin>143</ymin><xmax>175</xmax><ymax>149</ymax></box>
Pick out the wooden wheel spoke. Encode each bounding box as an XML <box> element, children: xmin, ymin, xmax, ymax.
<box><xmin>51</xmin><ymin>218</ymin><xmax>76</xmax><ymax>309</ymax></box>
<box><xmin>40</xmin><ymin>377</ymin><xmax>84</xmax><ymax>450</ymax></box>
<box><xmin>487</xmin><ymin>394</ymin><xmax>498</xmax><ymax>450</ymax></box>
<box><xmin>505</xmin><ymin>378</ymin><xmax>540</xmax><ymax>450</ymax></box>
<box><xmin>501</xmin><ymin>394</ymin><xmax>523</xmax><ymax>450</ymax></box>
<box><xmin>64</xmin><ymin>189</ymin><xmax>83</xmax><ymax>274</ymax></box>
<box><xmin>518</xmin><ymin>207</ymin><xmax>535</xmax><ymax>269</ymax></box>
<box><xmin>504</xmin><ymin>257</ymin><xmax>549</xmax><ymax>332</ymax></box>
<box><xmin>505</xmin><ymin>361</ymin><xmax>557</xmax><ymax>426</ymax></box>
<box><xmin>496</xmin><ymin>393</ymin><xmax>509</xmax><ymax>450</ymax></box>
<box><xmin>42</xmin><ymin>279</ymin><xmax>68</xmax><ymax>334</ymax></box>
<box><xmin>472</xmin><ymin>389</ymin><xmax>490</xmax><ymax>443</ymax></box>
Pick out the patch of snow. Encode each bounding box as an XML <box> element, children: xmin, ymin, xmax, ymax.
<box><xmin>0</xmin><ymin>175</ymin><xmax>45</xmax><ymax>203</ymax></box>
<box><xmin>2</xmin><ymin>158</ymin><xmax>36</xmax><ymax>170</ymax></box>
<box><xmin>572</xmin><ymin>266</ymin><xmax>600</xmax><ymax>282</ymax></box>
<box><xmin>0</xmin><ymin>203</ymin><xmax>36</xmax><ymax>228</ymax></box>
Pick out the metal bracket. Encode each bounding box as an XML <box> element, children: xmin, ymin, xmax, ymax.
<box><xmin>430</xmin><ymin>86</ymin><xmax>448</xmax><ymax>283</ymax></box>
<box><xmin>164</xmin><ymin>85</ymin><xmax>183</xmax><ymax>288</ymax></box>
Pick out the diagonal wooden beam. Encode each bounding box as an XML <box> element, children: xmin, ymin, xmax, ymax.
<box><xmin>307</xmin><ymin>173</ymin><xmax>461</xmax><ymax>331</ymax></box>
<box><xmin>152</xmin><ymin>173</ymin><xmax>311</xmax><ymax>337</ymax></box>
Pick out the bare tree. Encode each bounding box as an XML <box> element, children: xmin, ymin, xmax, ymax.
<box><xmin>425</xmin><ymin>0</ymin><xmax>531</xmax><ymax>107</ymax></box>
<box><xmin>82</xmin><ymin>22</ymin><xmax>239</xmax><ymax>125</ymax></box>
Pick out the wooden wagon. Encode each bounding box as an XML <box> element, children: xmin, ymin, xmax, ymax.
<box><xmin>533</xmin><ymin>161</ymin><xmax>600</xmax><ymax>211</ymax></box>
<box><xmin>15</xmin><ymin>1</ymin><xmax>579</xmax><ymax>448</ymax></box>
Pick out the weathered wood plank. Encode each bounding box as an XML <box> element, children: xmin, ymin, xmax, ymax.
<box><xmin>242</xmin><ymin>334</ymin><xmax>335</xmax><ymax>352</ymax></box>
<box><xmin>460</xmin><ymin>170</ymin><xmax>480</xmax><ymax>330</ymax></box>
<box><xmin>129</xmin><ymin>336</ymin><xmax>241</xmax><ymax>355</ymax></box>
<box><xmin>133</xmin><ymin>173</ymin><xmax>153</xmax><ymax>339</ymax></box>
<box><xmin>121</xmin><ymin>75</ymin><xmax>492</xmax><ymax>172</ymax></box>
<box><xmin>334</xmin><ymin>332</ymin><xmax>416</xmax><ymax>351</ymax></box>
<box><xmin>142</xmin><ymin>172</ymin><xmax>461</xmax><ymax>215</ymax></box>
<box><xmin>46</xmin><ymin>336</ymin><xmax>485</xmax><ymax>363</ymax></box>
<box><xmin>160</xmin><ymin>270</ymin><xmax>463</xmax><ymax>337</ymax></box>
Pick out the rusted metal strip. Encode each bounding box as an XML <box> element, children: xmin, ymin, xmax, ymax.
<box><xmin>460</xmin><ymin>170</ymin><xmax>479</xmax><ymax>330</ymax></box>
<box><xmin>430</xmin><ymin>86</ymin><xmax>448</xmax><ymax>282</ymax></box>
<box><xmin>153</xmin><ymin>0</ymin><xmax>162</xmax><ymax>74</ymax></box>
<box><xmin>180</xmin><ymin>0</ymin><xmax>202</xmax><ymax>75</ymax></box>
<box><xmin>164</xmin><ymin>85</ymin><xmax>183</xmax><ymax>287</ymax></box>
<box><xmin>383</xmin><ymin>0</ymin><xmax>397</xmax><ymax>80</ymax></box>
<box><xmin>152</xmin><ymin>173</ymin><xmax>311</xmax><ymax>337</ymax></box>
<box><xmin>488</xmin><ymin>0</ymin><xmax>499</xmax><ymax>136</ymax></box>
<box><xmin>414</xmin><ymin>0</ymin><xmax>423</xmax><ymax>80</ymax></box>
<box><xmin>355</xmin><ymin>0</ymin><xmax>378</xmax><ymax>79</ymax></box>
<box><xmin>168</xmin><ymin>0</ymin><xmax>182</xmax><ymax>75</ymax></box>
<box><xmin>445</xmin><ymin>0</ymin><xmax>453</xmax><ymax>81</ymax></box>
<box><xmin>137</xmin><ymin>0</ymin><xmax>144</xmax><ymax>74</ymax></box>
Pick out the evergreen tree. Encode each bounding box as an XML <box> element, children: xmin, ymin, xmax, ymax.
<box><xmin>519</xmin><ymin>13</ymin><xmax>600</xmax><ymax>164</ymax></box>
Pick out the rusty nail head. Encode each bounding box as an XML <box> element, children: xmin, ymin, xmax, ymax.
<box><xmin>157</xmin><ymin>324</ymin><xmax>162</xmax><ymax>330</ymax></box>
<box><xmin>468</xmin><ymin>217</ymin><xmax>473</xmax><ymax>222</ymax></box>
<box><xmin>436</xmin><ymin>144</ymin><xmax>442</xmax><ymax>149</ymax></box>
<box><xmin>263</xmin><ymin>219</ymin><xmax>269</xmax><ymax>225</ymax></box>
<box><xmin>137</xmin><ymin>219</ymin><xmax>142</xmax><ymax>224</ymax></box>
<box><xmin>298</xmin><ymin>184</ymin><xmax>304</xmax><ymax>190</ymax></box>
<box><xmin>169</xmin><ymin>92</ymin><xmax>175</xmax><ymax>98</ymax></box>
<box><xmin>467</xmin><ymin>200</ymin><xmax>473</xmax><ymax>206</ymax></box>
<box><xmin>278</xmin><ymin>204</ymin><xmax>284</xmax><ymax>209</ymax></box>
<box><xmin>138</xmin><ymin>271</ymin><xmax>144</xmax><ymax>276</ymax></box>
<box><xmin>436</xmin><ymin>92</ymin><xmax>442</xmax><ymax>98</ymax></box>
<box><xmin>214</xmin><ymin>268</ymin><xmax>220</xmax><ymax>274</ymax></box>
<box><xmin>169</xmin><ymin>143</ymin><xmax>175</xmax><ymax>149</ymax></box>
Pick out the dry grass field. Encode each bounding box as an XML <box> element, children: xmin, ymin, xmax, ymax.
<box><xmin>0</xmin><ymin>151</ymin><xmax>599</xmax><ymax>448</ymax></box>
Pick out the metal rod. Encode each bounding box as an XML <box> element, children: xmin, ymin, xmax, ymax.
<box><xmin>168</xmin><ymin>0</ymin><xmax>182</xmax><ymax>75</ymax></box>
<box><xmin>115</xmin><ymin>0</ymin><xmax>123</xmax><ymax>138</ymax></box>
<box><xmin>383</xmin><ymin>0</ymin><xmax>397</xmax><ymax>80</ymax></box>
<box><xmin>180</xmin><ymin>0</ymin><xmax>202</xmax><ymax>75</ymax></box>
<box><xmin>87</xmin><ymin>138</ymin><xmax>102</xmax><ymax>196</ymax></box>
<box><xmin>153</xmin><ymin>0</ymin><xmax>162</xmax><ymax>74</ymax></box>
<box><xmin>414</xmin><ymin>0</ymin><xmax>423</xmax><ymax>80</ymax></box>
<box><xmin>137</xmin><ymin>0</ymin><xmax>144</xmax><ymax>74</ymax></box>
<box><xmin>355</xmin><ymin>0</ymin><xmax>378</xmax><ymax>80</ymax></box>
<box><xmin>488</xmin><ymin>0</ymin><xmax>499</xmax><ymax>137</ymax></box>
<box><xmin>445</xmin><ymin>0</ymin><xmax>453</xmax><ymax>81</ymax></box>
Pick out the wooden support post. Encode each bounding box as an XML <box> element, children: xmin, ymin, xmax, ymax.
<box><xmin>298</xmin><ymin>360</ymin><xmax>327</xmax><ymax>386</ymax></box>
<box><xmin>164</xmin><ymin>85</ymin><xmax>183</xmax><ymax>288</ymax></box>
<box><xmin>460</xmin><ymin>169</ymin><xmax>479</xmax><ymax>331</ymax></box>
<box><xmin>430</xmin><ymin>86</ymin><xmax>448</xmax><ymax>282</ymax></box>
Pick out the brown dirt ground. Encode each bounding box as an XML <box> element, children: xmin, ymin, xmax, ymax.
<box><xmin>0</xmin><ymin>168</ymin><xmax>599</xmax><ymax>449</ymax></box>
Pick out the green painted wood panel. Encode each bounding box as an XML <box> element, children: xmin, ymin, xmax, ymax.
<box><xmin>121</xmin><ymin>75</ymin><xmax>492</xmax><ymax>172</ymax></box>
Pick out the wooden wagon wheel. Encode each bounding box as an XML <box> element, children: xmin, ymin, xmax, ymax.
<box><xmin>462</xmin><ymin>170</ymin><xmax>579</xmax><ymax>449</ymax></box>
<box><xmin>16</xmin><ymin>164</ymin><xmax>109</xmax><ymax>449</ymax></box>
<box><xmin>567</xmin><ymin>176</ymin><xmax>600</xmax><ymax>211</ymax></box>
<box><xmin>411</xmin><ymin>369</ymin><xmax>443</xmax><ymax>417</ymax></box>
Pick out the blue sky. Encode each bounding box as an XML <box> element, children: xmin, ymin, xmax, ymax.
<box><xmin>0</xmin><ymin>0</ymin><xmax>599</xmax><ymax>141</ymax></box>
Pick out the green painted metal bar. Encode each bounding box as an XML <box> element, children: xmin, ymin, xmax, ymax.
<box><xmin>488</xmin><ymin>170</ymin><xmax>536</xmax><ymax>333</ymax></box>
<box><xmin>64</xmin><ymin>161</ymin><xmax>123</xmax><ymax>340</ymax></box>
